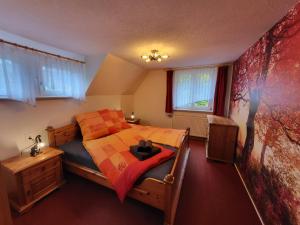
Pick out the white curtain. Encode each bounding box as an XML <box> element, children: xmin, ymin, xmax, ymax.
<box><xmin>0</xmin><ymin>42</ymin><xmax>86</xmax><ymax>105</ymax></box>
<box><xmin>40</xmin><ymin>56</ymin><xmax>86</xmax><ymax>100</ymax></box>
<box><xmin>0</xmin><ymin>43</ymin><xmax>37</xmax><ymax>104</ymax></box>
<box><xmin>173</xmin><ymin>67</ymin><xmax>217</xmax><ymax>111</ymax></box>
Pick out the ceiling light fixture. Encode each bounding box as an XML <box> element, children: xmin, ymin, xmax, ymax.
<box><xmin>141</xmin><ymin>50</ymin><xmax>169</xmax><ymax>63</ymax></box>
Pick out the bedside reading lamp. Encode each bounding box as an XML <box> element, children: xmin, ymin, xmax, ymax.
<box><xmin>28</xmin><ymin>135</ymin><xmax>45</xmax><ymax>157</ymax></box>
<box><xmin>130</xmin><ymin>112</ymin><xmax>135</xmax><ymax>121</ymax></box>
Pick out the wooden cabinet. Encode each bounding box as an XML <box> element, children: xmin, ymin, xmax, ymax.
<box><xmin>1</xmin><ymin>148</ymin><xmax>64</xmax><ymax>213</ymax></box>
<box><xmin>206</xmin><ymin>115</ymin><xmax>238</xmax><ymax>163</ymax></box>
<box><xmin>0</xmin><ymin>163</ymin><xmax>13</xmax><ymax>225</ymax></box>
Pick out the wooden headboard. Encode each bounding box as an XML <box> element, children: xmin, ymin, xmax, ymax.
<box><xmin>46</xmin><ymin>123</ymin><xmax>81</xmax><ymax>147</ymax></box>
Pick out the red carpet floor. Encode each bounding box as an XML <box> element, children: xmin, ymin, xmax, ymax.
<box><xmin>13</xmin><ymin>140</ymin><xmax>261</xmax><ymax>225</ymax></box>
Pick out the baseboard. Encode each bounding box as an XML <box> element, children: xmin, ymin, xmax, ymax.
<box><xmin>234</xmin><ymin>164</ymin><xmax>265</xmax><ymax>225</ymax></box>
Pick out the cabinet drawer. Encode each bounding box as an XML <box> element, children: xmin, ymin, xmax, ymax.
<box><xmin>23</xmin><ymin>167</ymin><xmax>61</xmax><ymax>203</ymax></box>
<box><xmin>21</xmin><ymin>157</ymin><xmax>61</xmax><ymax>182</ymax></box>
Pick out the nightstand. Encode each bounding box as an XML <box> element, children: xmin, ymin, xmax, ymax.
<box><xmin>126</xmin><ymin>118</ymin><xmax>140</xmax><ymax>124</ymax></box>
<box><xmin>1</xmin><ymin>147</ymin><xmax>64</xmax><ymax>213</ymax></box>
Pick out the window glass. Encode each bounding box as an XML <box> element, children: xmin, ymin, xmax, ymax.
<box><xmin>173</xmin><ymin>67</ymin><xmax>217</xmax><ymax>111</ymax></box>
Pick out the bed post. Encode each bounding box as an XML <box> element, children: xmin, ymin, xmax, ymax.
<box><xmin>164</xmin><ymin>174</ymin><xmax>175</xmax><ymax>225</ymax></box>
<box><xmin>46</xmin><ymin>126</ymin><xmax>56</xmax><ymax>147</ymax></box>
<box><xmin>163</xmin><ymin>128</ymin><xmax>190</xmax><ymax>225</ymax></box>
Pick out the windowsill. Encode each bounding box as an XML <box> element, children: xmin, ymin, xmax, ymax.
<box><xmin>0</xmin><ymin>96</ymin><xmax>74</xmax><ymax>102</ymax></box>
<box><xmin>36</xmin><ymin>96</ymin><xmax>73</xmax><ymax>100</ymax></box>
<box><xmin>173</xmin><ymin>109</ymin><xmax>213</xmax><ymax>113</ymax></box>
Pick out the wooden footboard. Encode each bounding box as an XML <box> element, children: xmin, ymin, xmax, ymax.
<box><xmin>46</xmin><ymin>124</ymin><xmax>190</xmax><ymax>225</ymax></box>
<box><xmin>63</xmin><ymin>160</ymin><xmax>166</xmax><ymax>210</ymax></box>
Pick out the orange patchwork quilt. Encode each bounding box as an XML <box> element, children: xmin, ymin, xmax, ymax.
<box><xmin>83</xmin><ymin>125</ymin><xmax>186</xmax><ymax>201</ymax></box>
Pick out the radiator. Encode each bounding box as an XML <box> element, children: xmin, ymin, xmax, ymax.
<box><xmin>172</xmin><ymin>111</ymin><xmax>209</xmax><ymax>138</ymax></box>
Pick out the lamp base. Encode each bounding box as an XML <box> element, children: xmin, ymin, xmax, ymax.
<box><xmin>30</xmin><ymin>146</ymin><xmax>40</xmax><ymax>157</ymax></box>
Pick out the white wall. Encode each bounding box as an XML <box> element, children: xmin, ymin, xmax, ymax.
<box><xmin>86</xmin><ymin>54</ymin><xmax>146</xmax><ymax>95</ymax></box>
<box><xmin>121</xmin><ymin>95</ymin><xmax>134</xmax><ymax>117</ymax></box>
<box><xmin>134</xmin><ymin>70</ymin><xmax>172</xmax><ymax>128</ymax></box>
<box><xmin>0</xmin><ymin>95</ymin><xmax>124</xmax><ymax>160</ymax></box>
<box><xmin>85</xmin><ymin>53</ymin><xmax>107</xmax><ymax>84</ymax></box>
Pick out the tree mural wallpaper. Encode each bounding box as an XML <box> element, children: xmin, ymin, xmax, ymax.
<box><xmin>230</xmin><ymin>2</ymin><xmax>300</xmax><ymax>225</ymax></box>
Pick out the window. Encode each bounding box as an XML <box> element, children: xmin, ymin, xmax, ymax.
<box><xmin>0</xmin><ymin>58</ymin><xmax>28</xmax><ymax>101</ymax></box>
<box><xmin>39</xmin><ymin>61</ymin><xmax>86</xmax><ymax>99</ymax></box>
<box><xmin>0</xmin><ymin>59</ymin><xmax>9</xmax><ymax>97</ymax></box>
<box><xmin>0</xmin><ymin>42</ymin><xmax>86</xmax><ymax>105</ymax></box>
<box><xmin>173</xmin><ymin>67</ymin><xmax>217</xmax><ymax>112</ymax></box>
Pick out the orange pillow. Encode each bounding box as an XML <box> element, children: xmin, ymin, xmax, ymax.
<box><xmin>76</xmin><ymin>109</ymin><xmax>131</xmax><ymax>141</ymax></box>
<box><xmin>75</xmin><ymin>111</ymin><xmax>110</xmax><ymax>141</ymax></box>
<box><xmin>114</xmin><ymin>110</ymin><xmax>132</xmax><ymax>130</ymax></box>
<box><xmin>98</xmin><ymin>109</ymin><xmax>131</xmax><ymax>134</ymax></box>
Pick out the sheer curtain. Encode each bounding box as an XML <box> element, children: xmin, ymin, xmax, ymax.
<box><xmin>40</xmin><ymin>56</ymin><xmax>86</xmax><ymax>100</ymax></box>
<box><xmin>173</xmin><ymin>67</ymin><xmax>217</xmax><ymax>111</ymax></box>
<box><xmin>0</xmin><ymin>42</ymin><xmax>86</xmax><ymax>105</ymax></box>
<box><xmin>0</xmin><ymin>43</ymin><xmax>37</xmax><ymax>104</ymax></box>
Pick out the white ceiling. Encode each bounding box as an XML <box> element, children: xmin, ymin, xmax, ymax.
<box><xmin>0</xmin><ymin>0</ymin><xmax>297</xmax><ymax>68</ymax></box>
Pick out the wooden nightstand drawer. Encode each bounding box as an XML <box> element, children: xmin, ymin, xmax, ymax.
<box><xmin>24</xmin><ymin>168</ymin><xmax>59</xmax><ymax>203</ymax></box>
<box><xmin>21</xmin><ymin>157</ymin><xmax>61</xmax><ymax>182</ymax></box>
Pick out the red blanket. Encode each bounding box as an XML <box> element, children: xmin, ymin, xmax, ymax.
<box><xmin>113</xmin><ymin>146</ymin><xmax>175</xmax><ymax>201</ymax></box>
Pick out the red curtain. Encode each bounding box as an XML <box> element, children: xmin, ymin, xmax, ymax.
<box><xmin>213</xmin><ymin>66</ymin><xmax>228</xmax><ymax>116</ymax></box>
<box><xmin>165</xmin><ymin>70</ymin><xmax>174</xmax><ymax>113</ymax></box>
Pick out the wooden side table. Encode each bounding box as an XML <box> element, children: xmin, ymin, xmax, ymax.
<box><xmin>1</xmin><ymin>147</ymin><xmax>64</xmax><ymax>213</ymax></box>
<box><xmin>126</xmin><ymin>118</ymin><xmax>140</xmax><ymax>125</ymax></box>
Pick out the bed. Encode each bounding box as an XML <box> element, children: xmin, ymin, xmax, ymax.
<box><xmin>46</xmin><ymin>123</ymin><xmax>190</xmax><ymax>225</ymax></box>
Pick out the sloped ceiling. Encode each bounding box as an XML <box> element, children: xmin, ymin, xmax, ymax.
<box><xmin>86</xmin><ymin>54</ymin><xmax>146</xmax><ymax>95</ymax></box>
<box><xmin>0</xmin><ymin>0</ymin><xmax>298</xmax><ymax>69</ymax></box>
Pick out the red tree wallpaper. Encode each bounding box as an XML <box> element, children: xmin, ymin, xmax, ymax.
<box><xmin>230</xmin><ymin>2</ymin><xmax>300</xmax><ymax>225</ymax></box>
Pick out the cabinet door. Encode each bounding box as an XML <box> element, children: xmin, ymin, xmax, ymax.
<box><xmin>207</xmin><ymin>124</ymin><xmax>237</xmax><ymax>163</ymax></box>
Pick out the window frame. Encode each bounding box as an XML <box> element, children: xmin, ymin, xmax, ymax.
<box><xmin>172</xmin><ymin>67</ymin><xmax>217</xmax><ymax>113</ymax></box>
<box><xmin>0</xmin><ymin>65</ymin><xmax>75</xmax><ymax>100</ymax></box>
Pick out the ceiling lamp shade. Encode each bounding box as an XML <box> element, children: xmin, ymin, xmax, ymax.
<box><xmin>141</xmin><ymin>50</ymin><xmax>169</xmax><ymax>63</ymax></box>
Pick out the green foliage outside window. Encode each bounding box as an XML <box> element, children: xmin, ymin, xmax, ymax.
<box><xmin>194</xmin><ymin>100</ymin><xmax>208</xmax><ymax>107</ymax></box>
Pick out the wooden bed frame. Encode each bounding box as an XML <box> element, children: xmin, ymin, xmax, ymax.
<box><xmin>46</xmin><ymin>123</ymin><xmax>190</xmax><ymax>225</ymax></box>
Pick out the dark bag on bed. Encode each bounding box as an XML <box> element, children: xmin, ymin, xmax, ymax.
<box><xmin>130</xmin><ymin>140</ymin><xmax>161</xmax><ymax>161</ymax></box>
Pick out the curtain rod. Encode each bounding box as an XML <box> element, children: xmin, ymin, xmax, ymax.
<box><xmin>0</xmin><ymin>39</ymin><xmax>86</xmax><ymax>64</ymax></box>
<box><xmin>165</xmin><ymin>61</ymin><xmax>234</xmax><ymax>71</ymax></box>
